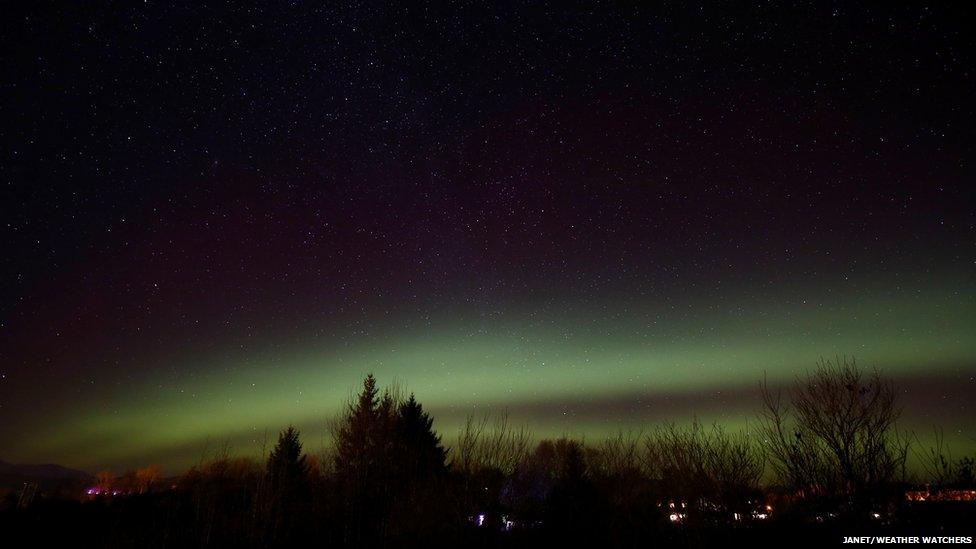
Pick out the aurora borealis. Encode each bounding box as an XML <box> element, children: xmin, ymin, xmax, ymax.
<box><xmin>1</xmin><ymin>4</ymin><xmax>974</xmax><ymax>474</ymax></box>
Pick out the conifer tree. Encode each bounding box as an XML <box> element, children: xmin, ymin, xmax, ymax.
<box><xmin>396</xmin><ymin>393</ymin><xmax>448</xmax><ymax>482</ymax></box>
<box><xmin>334</xmin><ymin>374</ymin><xmax>381</xmax><ymax>486</ymax></box>
<box><xmin>264</xmin><ymin>426</ymin><xmax>310</xmax><ymax>546</ymax></box>
<box><xmin>333</xmin><ymin>374</ymin><xmax>393</xmax><ymax>545</ymax></box>
<box><xmin>267</xmin><ymin>426</ymin><xmax>309</xmax><ymax>492</ymax></box>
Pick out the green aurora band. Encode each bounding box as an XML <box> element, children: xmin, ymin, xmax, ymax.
<box><xmin>10</xmin><ymin>274</ymin><xmax>975</xmax><ymax>473</ymax></box>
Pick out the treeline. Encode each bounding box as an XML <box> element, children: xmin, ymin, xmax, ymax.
<box><xmin>4</xmin><ymin>359</ymin><xmax>975</xmax><ymax>548</ymax></box>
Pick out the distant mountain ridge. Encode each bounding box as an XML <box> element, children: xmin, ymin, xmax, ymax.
<box><xmin>0</xmin><ymin>459</ymin><xmax>91</xmax><ymax>481</ymax></box>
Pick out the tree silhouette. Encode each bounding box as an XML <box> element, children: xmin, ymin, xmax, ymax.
<box><xmin>543</xmin><ymin>438</ymin><xmax>602</xmax><ymax>543</ymax></box>
<box><xmin>759</xmin><ymin>357</ymin><xmax>910</xmax><ymax>515</ymax></box>
<box><xmin>647</xmin><ymin>420</ymin><xmax>764</xmax><ymax>523</ymax></box>
<box><xmin>334</xmin><ymin>374</ymin><xmax>380</xmax><ymax>478</ymax></box>
<box><xmin>264</xmin><ymin>426</ymin><xmax>310</xmax><ymax>546</ymax></box>
<box><xmin>266</xmin><ymin>426</ymin><xmax>309</xmax><ymax>494</ymax></box>
<box><xmin>332</xmin><ymin>373</ymin><xmax>401</xmax><ymax>545</ymax></box>
<box><xmin>135</xmin><ymin>465</ymin><xmax>161</xmax><ymax>493</ymax></box>
<box><xmin>396</xmin><ymin>393</ymin><xmax>448</xmax><ymax>482</ymax></box>
<box><xmin>95</xmin><ymin>470</ymin><xmax>114</xmax><ymax>493</ymax></box>
<box><xmin>381</xmin><ymin>394</ymin><xmax>457</xmax><ymax>545</ymax></box>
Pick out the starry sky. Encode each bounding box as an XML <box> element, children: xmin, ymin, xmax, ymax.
<box><xmin>1</xmin><ymin>3</ymin><xmax>974</xmax><ymax>473</ymax></box>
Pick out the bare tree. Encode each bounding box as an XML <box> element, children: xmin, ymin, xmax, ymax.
<box><xmin>95</xmin><ymin>470</ymin><xmax>115</xmax><ymax>493</ymax></box>
<box><xmin>589</xmin><ymin>430</ymin><xmax>647</xmax><ymax>479</ymax></box>
<box><xmin>648</xmin><ymin>419</ymin><xmax>764</xmax><ymax>515</ymax></box>
<box><xmin>136</xmin><ymin>465</ymin><xmax>161</xmax><ymax>493</ymax></box>
<box><xmin>759</xmin><ymin>357</ymin><xmax>910</xmax><ymax>505</ymax></box>
<box><xmin>452</xmin><ymin>410</ymin><xmax>531</xmax><ymax>476</ymax></box>
<box><xmin>913</xmin><ymin>427</ymin><xmax>976</xmax><ymax>488</ymax></box>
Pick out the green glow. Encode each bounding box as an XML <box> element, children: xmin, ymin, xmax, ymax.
<box><xmin>12</xmin><ymin>274</ymin><xmax>975</xmax><ymax>473</ymax></box>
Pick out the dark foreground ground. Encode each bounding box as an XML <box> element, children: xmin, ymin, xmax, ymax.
<box><xmin>1</xmin><ymin>497</ymin><xmax>972</xmax><ymax>548</ymax></box>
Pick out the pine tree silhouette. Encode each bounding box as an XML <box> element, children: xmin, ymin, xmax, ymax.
<box><xmin>264</xmin><ymin>426</ymin><xmax>310</xmax><ymax>546</ymax></box>
<box><xmin>267</xmin><ymin>426</ymin><xmax>309</xmax><ymax>491</ymax></box>
<box><xmin>334</xmin><ymin>373</ymin><xmax>395</xmax><ymax>545</ymax></box>
<box><xmin>335</xmin><ymin>374</ymin><xmax>381</xmax><ymax>486</ymax></box>
<box><xmin>385</xmin><ymin>392</ymin><xmax>454</xmax><ymax>545</ymax></box>
<box><xmin>396</xmin><ymin>393</ymin><xmax>448</xmax><ymax>482</ymax></box>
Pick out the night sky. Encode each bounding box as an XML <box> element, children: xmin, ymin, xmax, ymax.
<box><xmin>2</xmin><ymin>3</ymin><xmax>973</xmax><ymax>473</ymax></box>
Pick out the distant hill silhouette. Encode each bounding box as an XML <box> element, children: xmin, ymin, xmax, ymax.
<box><xmin>0</xmin><ymin>459</ymin><xmax>92</xmax><ymax>494</ymax></box>
<box><xmin>0</xmin><ymin>460</ymin><xmax>91</xmax><ymax>481</ymax></box>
